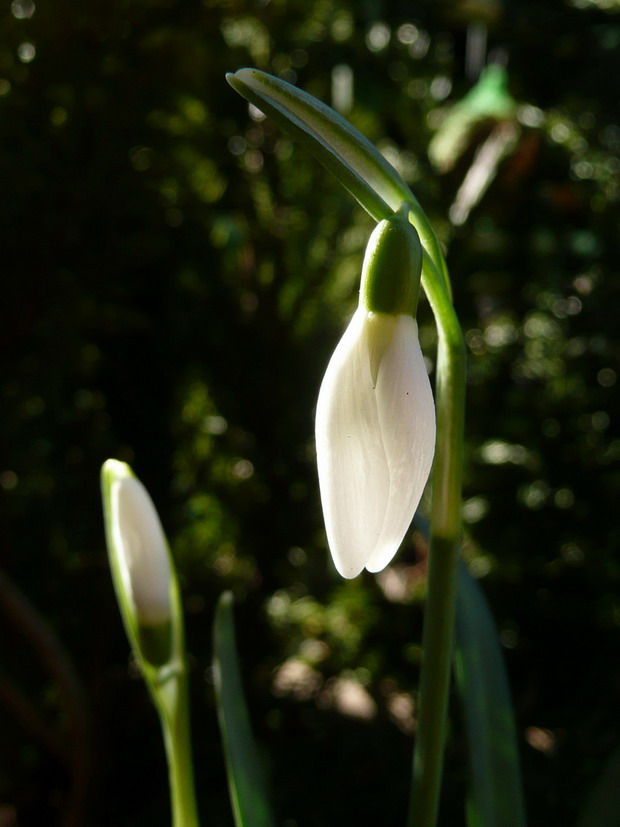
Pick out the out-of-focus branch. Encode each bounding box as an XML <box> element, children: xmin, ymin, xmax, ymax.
<box><xmin>0</xmin><ymin>569</ymin><xmax>91</xmax><ymax>827</ymax></box>
<box><xmin>0</xmin><ymin>673</ymin><xmax>65</xmax><ymax>761</ymax></box>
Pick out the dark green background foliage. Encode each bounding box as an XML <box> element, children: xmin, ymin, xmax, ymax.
<box><xmin>0</xmin><ymin>0</ymin><xmax>619</xmax><ymax>824</ymax></box>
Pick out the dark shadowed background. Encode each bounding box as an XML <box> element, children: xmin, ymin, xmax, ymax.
<box><xmin>1</xmin><ymin>0</ymin><xmax>619</xmax><ymax>825</ymax></box>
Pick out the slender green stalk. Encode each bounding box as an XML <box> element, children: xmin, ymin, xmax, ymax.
<box><xmin>408</xmin><ymin>253</ymin><xmax>466</xmax><ymax>827</ymax></box>
<box><xmin>155</xmin><ymin>666</ymin><xmax>200</xmax><ymax>827</ymax></box>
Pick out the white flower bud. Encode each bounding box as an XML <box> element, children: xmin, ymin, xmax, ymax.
<box><xmin>315</xmin><ymin>299</ymin><xmax>436</xmax><ymax>578</ymax></box>
<box><xmin>105</xmin><ymin>461</ymin><xmax>172</xmax><ymax>626</ymax></box>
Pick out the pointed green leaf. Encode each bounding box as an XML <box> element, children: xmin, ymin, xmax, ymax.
<box><xmin>454</xmin><ymin>563</ymin><xmax>527</xmax><ymax>827</ymax></box>
<box><xmin>213</xmin><ymin>592</ymin><xmax>276</xmax><ymax>827</ymax></box>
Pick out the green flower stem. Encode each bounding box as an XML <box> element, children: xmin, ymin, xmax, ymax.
<box><xmin>152</xmin><ymin>666</ymin><xmax>200</xmax><ymax>827</ymax></box>
<box><xmin>411</xmin><ymin>214</ymin><xmax>452</xmax><ymax>303</ymax></box>
<box><xmin>408</xmin><ymin>253</ymin><xmax>466</xmax><ymax>827</ymax></box>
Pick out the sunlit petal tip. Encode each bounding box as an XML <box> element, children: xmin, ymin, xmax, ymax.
<box><xmin>316</xmin><ymin>311</ymin><xmax>436</xmax><ymax>578</ymax></box>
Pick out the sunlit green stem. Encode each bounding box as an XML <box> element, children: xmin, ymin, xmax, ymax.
<box><xmin>408</xmin><ymin>253</ymin><xmax>466</xmax><ymax>827</ymax></box>
<box><xmin>154</xmin><ymin>666</ymin><xmax>200</xmax><ymax>827</ymax></box>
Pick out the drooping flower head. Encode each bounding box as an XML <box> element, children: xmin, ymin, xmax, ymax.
<box><xmin>315</xmin><ymin>210</ymin><xmax>436</xmax><ymax>578</ymax></box>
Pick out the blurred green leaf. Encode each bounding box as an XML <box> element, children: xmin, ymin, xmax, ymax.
<box><xmin>213</xmin><ymin>592</ymin><xmax>276</xmax><ymax>827</ymax></box>
<box><xmin>454</xmin><ymin>563</ymin><xmax>527</xmax><ymax>827</ymax></box>
<box><xmin>429</xmin><ymin>64</ymin><xmax>517</xmax><ymax>172</ymax></box>
<box><xmin>576</xmin><ymin>745</ymin><xmax>620</xmax><ymax>827</ymax></box>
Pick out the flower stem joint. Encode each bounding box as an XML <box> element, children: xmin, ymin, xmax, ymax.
<box><xmin>316</xmin><ymin>209</ymin><xmax>436</xmax><ymax>579</ymax></box>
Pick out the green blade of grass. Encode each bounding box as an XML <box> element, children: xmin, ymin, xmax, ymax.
<box><xmin>212</xmin><ymin>592</ymin><xmax>276</xmax><ymax>827</ymax></box>
<box><xmin>454</xmin><ymin>563</ymin><xmax>527</xmax><ymax>827</ymax></box>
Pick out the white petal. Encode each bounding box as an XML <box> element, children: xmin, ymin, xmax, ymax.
<box><xmin>112</xmin><ymin>476</ymin><xmax>172</xmax><ymax>625</ymax></box>
<box><xmin>315</xmin><ymin>308</ymin><xmax>391</xmax><ymax>578</ymax></box>
<box><xmin>316</xmin><ymin>312</ymin><xmax>436</xmax><ymax>578</ymax></box>
<box><xmin>364</xmin><ymin>316</ymin><xmax>436</xmax><ymax>572</ymax></box>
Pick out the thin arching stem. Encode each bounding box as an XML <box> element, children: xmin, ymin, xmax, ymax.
<box><xmin>407</xmin><ymin>251</ymin><xmax>466</xmax><ymax>827</ymax></box>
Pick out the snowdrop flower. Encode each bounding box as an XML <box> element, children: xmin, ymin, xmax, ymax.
<box><xmin>101</xmin><ymin>459</ymin><xmax>174</xmax><ymax>665</ymax></box>
<box><xmin>316</xmin><ymin>212</ymin><xmax>436</xmax><ymax>579</ymax></box>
